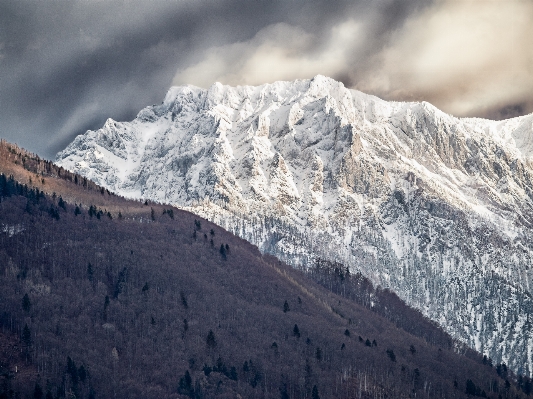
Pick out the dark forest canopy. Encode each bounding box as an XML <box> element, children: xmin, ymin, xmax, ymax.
<box><xmin>1</xmin><ymin>140</ymin><xmax>531</xmax><ymax>398</ymax></box>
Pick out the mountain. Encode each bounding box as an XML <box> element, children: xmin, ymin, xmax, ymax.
<box><xmin>5</xmin><ymin>140</ymin><xmax>531</xmax><ymax>398</ymax></box>
<box><xmin>55</xmin><ymin>75</ymin><xmax>533</xmax><ymax>376</ymax></box>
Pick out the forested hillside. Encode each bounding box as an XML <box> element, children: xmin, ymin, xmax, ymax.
<box><xmin>1</xmin><ymin>140</ymin><xmax>531</xmax><ymax>398</ymax></box>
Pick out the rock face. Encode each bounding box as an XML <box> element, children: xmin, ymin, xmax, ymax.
<box><xmin>56</xmin><ymin>75</ymin><xmax>533</xmax><ymax>375</ymax></box>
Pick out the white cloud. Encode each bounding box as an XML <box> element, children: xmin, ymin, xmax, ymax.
<box><xmin>360</xmin><ymin>0</ymin><xmax>533</xmax><ymax>116</ymax></box>
<box><xmin>173</xmin><ymin>20</ymin><xmax>364</xmax><ymax>88</ymax></box>
<box><xmin>172</xmin><ymin>0</ymin><xmax>533</xmax><ymax>118</ymax></box>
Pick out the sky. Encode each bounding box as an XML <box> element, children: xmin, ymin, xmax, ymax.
<box><xmin>1</xmin><ymin>0</ymin><xmax>532</xmax><ymax>160</ymax></box>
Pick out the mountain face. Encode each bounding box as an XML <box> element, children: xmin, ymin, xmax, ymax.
<box><xmin>56</xmin><ymin>75</ymin><xmax>533</xmax><ymax>375</ymax></box>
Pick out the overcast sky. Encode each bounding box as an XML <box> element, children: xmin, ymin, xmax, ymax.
<box><xmin>1</xmin><ymin>0</ymin><xmax>531</xmax><ymax>159</ymax></box>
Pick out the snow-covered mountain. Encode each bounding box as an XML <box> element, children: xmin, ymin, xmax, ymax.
<box><xmin>56</xmin><ymin>75</ymin><xmax>533</xmax><ymax>375</ymax></box>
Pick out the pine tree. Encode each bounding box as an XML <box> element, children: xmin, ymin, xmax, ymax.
<box><xmin>178</xmin><ymin>370</ymin><xmax>194</xmax><ymax>397</ymax></box>
<box><xmin>22</xmin><ymin>293</ymin><xmax>31</xmax><ymax>312</ymax></box>
<box><xmin>206</xmin><ymin>330</ymin><xmax>217</xmax><ymax>349</ymax></box>
<box><xmin>293</xmin><ymin>324</ymin><xmax>300</xmax><ymax>338</ymax></box>
<box><xmin>283</xmin><ymin>300</ymin><xmax>290</xmax><ymax>313</ymax></box>
<box><xmin>180</xmin><ymin>291</ymin><xmax>188</xmax><ymax>308</ymax></box>
<box><xmin>312</xmin><ymin>385</ymin><xmax>320</xmax><ymax>399</ymax></box>
<box><xmin>78</xmin><ymin>365</ymin><xmax>87</xmax><ymax>383</ymax></box>
<box><xmin>87</xmin><ymin>263</ymin><xmax>94</xmax><ymax>282</ymax></box>
<box><xmin>103</xmin><ymin>295</ymin><xmax>110</xmax><ymax>321</ymax></box>
<box><xmin>142</xmin><ymin>282</ymin><xmax>149</xmax><ymax>292</ymax></box>
<box><xmin>465</xmin><ymin>379</ymin><xmax>476</xmax><ymax>396</ymax></box>
<box><xmin>315</xmin><ymin>347</ymin><xmax>322</xmax><ymax>361</ymax></box>
<box><xmin>22</xmin><ymin>324</ymin><xmax>32</xmax><ymax>346</ymax></box>
<box><xmin>33</xmin><ymin>383</ymin><xmax>43</xmax><ymax>399</ymax></box>
<box><xmin>280</xmin><ymin>383</ymin><xmax>289</xmax><ymax>399</ymax></box>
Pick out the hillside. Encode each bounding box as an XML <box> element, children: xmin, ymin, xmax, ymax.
<box><xmin>1</xmin><ymin>140</ymin><xmax>531</xmax><ymax>398</ymax></box>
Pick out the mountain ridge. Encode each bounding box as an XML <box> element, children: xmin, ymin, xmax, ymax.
<box><xmin>56</xmin><ymin>75</ymin><xmax>533</xmax><ymax>375</ymax></box>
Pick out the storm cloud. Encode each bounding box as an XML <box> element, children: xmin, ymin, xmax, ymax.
<box><xmin>0</xmin><ymin>0</ymin><xmax>531</xmax><ymax>159</ymax></box>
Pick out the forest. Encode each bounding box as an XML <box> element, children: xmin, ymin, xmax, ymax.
<box><xmin>1</xmin><ymin>139</ymin><xmax>532</xmax><ymax>398</ymax></box>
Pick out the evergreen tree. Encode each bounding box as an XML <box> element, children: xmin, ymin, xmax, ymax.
<box><xmin>22</xmin><ymin>293</ymin><xmax>31</xmax><ymax>312</ymax></box>
<box><xmin>33</xmin><ymin>383</ymin><xmax>43</xmax><ymax>399</ymax></box>
<box><xmin>22</xmin><ymin>324</ymin><xmax>32</xmax><ymax>346</ymax></box>
<box><xmin>229</xmin><ymin>366</ymin><xmax>238</xmax><ymax>381</ymax></box>
<box><xmin>283</xmin><ymin>300</ymin><xmax>290</xmax><ymax>313</ymax></box>
<box><xmin>315</xmin><ymin>347</ymin><xmax>322</xmax><ymax>361</ymax></box>
<box><xmin>280</xmin><ymin>383</ymin><xmax>289</xmax><ymax>399</ymax></box>
<box><xmin>67</xmin><ymin>357</ymin><xmax>79</xmax><ymax>386</ymax></box>
<box><xmin>465</xmin><ymin>379</ymin><xmax>476</xmax><ymax>396</ymax></box>
<box><xmin>48</xmin><ymin>206</ymin><xmax>60</xmax><ymax>220</ymax></box>
<box><xmin>87</xmin><ymin>263</ymin><xmax>94</xmax><ymax>282</ymax></box>
<box><xmin>180</xmin><ymin>291</ymin><xmax>188</xmax><ymax>308</ymax></box>
<box><xmin>113</xmin><ymin>267</ymin><xmax>128</xmax><ymax>298</ymax></box>
<box><xmin>312</xmin><ymin>385</ymin><xmax>320</xmax><ymax>399</ymax></box>
<box><xmin>103</xmin><ymin>295</ymin><xmax>110</xmax><ymax>321</ymax></box>
<box><xmin>183</xmin><ymin>319</ymin><xmax>189</xmax><ymax>336</ymax></box>
<box><xmin>293</xmin><ymin>324</ymin><xmax>300</xmax><ymax>338</ymax></box>
<box><xmin>178</xmin><ymin>370</ymin><xmax>194</xmax><ymax>397</ymax></box>
<box><xmin>78</xmin><ymin>365</ymin><xmax>87</xmax><ymax>383</ymax></box>
<box><xmin>206</xmin><ymin>330</ymin><xmax>217</xmax><ymax>349</ymax></box>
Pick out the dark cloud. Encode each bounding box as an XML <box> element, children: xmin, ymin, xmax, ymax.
<box><xmin>0</xmin><ymin>0</ymin><xmax>530</xmax><ymax>159</ymax></box>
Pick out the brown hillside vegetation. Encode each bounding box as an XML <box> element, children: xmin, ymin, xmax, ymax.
<box><xmin>0</xmin><ymin>140</ymin><xmax>531</xmax><ymax>398</ymax></box>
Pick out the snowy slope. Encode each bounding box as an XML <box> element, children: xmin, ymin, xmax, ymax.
<box><xmin>56</xmin><ymin>75</ymin><xmax>533</xmax><ymax>375</ymax></box>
